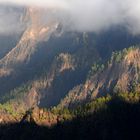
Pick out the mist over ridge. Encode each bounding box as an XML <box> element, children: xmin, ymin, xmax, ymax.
<box><xmin>0</xmin><ymin>0</ymin><xmax>140</xmax><ymax>34</ymax></box>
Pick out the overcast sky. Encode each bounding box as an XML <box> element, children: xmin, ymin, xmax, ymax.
<box><xmin>0</xmin><ymin>0</ymin><xmax>140</xmax><ymax>34</ymax></box>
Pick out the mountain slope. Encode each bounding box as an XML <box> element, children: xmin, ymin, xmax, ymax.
<box><xmin>0</xmin><ymin>7</ymin><xmax>59</xmax><ymax>77</ymax></box>
<box><xmin>60</xmin><ymin>46</ymin><xmax>140</xmax><ymax>107</ymax></box>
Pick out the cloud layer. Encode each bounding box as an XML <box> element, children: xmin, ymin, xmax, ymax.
<box><xmin>0</xmin><ymin>0</ymin><xmax>140</xmax><ymax>34</ymax></box>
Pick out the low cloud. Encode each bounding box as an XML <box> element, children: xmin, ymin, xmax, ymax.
<box><xmin>0</xmin><ymin>5</ymin><xmax>25</xmax><ymax>35</ymax></box>
<box><xmin>0</xmin><ymin>0</ymin><xmax>140</xmax><ymax>34</ymax></box>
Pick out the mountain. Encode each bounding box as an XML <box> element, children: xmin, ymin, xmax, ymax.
<box><xmin>0</xmin><ymin>7</ymin><xmax>58</xmax><ymax>76</ymax></box>
<box><xmin>0</xmin><ymin>6</ymin><xmax>100</xmax><ymax>107</ymax></box>
<box><xmin>0</xmin><ymin>6</ymin><xmax>61</xmax><ymax>96</ymax></box>
<box><xmin>1</xmin><ymin>4</ymin><xmax>140</xmax><ymax>140</ymax></box>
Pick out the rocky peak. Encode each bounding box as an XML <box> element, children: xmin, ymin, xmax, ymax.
<box><xmin>0</xmin><ymin>7</ymin><xmax>60</xmax><ymax>76</ymax></box>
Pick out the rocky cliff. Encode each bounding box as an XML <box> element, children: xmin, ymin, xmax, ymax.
<box><xmin>0</xmin><ymin>7</ymin><xmax>59</xmax><ymax>77</ymax></box>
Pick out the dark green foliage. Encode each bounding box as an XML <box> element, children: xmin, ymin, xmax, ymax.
<box><xmin>1</xmin><ymin>92</ymin><xmax>140</xmax><ymax>140</ymax></box>
<box><xmin>88</xmin><ymin>62</ymin><xmax>105</xmax><ymax>77</ymax></box>
<box><xmin>110</xmin><ymin>46</ymin><xmax>137</xmax><ymax>63</ymax></box>
<box><xmin>0</xmin><ymin>84</ymin><xmax>31</xmax><ymax>104</ymax></box>
<box><xmin>51</xmin><ymin>107</ymin><xmax>73</xmax><ymax>121</ymax></box>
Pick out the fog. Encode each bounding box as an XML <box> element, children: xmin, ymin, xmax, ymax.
<box><xmin>0</xmin><ymin>0</ymin><xmax>140</xmax><ymax>34</ymax></box>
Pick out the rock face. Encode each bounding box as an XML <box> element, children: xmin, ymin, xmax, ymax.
<box><xmin>22</xmin><ymin>46</ymin><xmax>99</xmax><ymax>108</ymax></box>
<box><xmin>60</xmin><ymin>47</ymin><xmax>140</xmax><ymax>107</ymax></box>
<box><xmin>0</xmin><ymin>7</ymin><xmax>59</xmax><ymax>77</ymax></box>
<box><xmin>0</xmin><ymin>6</ymin><xmax>63</xmax><ymax>104</ymax></box>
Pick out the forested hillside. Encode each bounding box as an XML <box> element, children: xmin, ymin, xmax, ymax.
<box><xmin>0</xmin><ymin>92</ymin><xmax>140</xmax><ymax>140</ymax></box>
